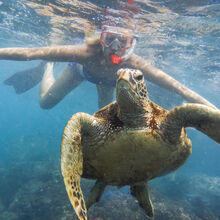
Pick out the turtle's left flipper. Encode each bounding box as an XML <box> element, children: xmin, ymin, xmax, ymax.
<box><xmin>130</xmin><ymin>182</ymin><xmax>154</xmax><ymax>219</ymax></box>
<box><xmin>163</xmin><ymin>104</ymin><xmax>220</xmax><ymax>144</ymax></box>
<box><xmin>61</xmin><ymin>113</ymin><xmax>94</xmax><ymax>220</ymax></box>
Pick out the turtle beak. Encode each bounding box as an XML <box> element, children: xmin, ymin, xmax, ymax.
<box><xmin>117</xmin><ymin>68</ymin><xmax>130</xmax><ymax>82</ymax></box>
<box><xmin>117</xmin><ymin>69</ymin><xmax>137</xmax><ymax>90</ymax></box>
<box><xmin>116</xmin><ymin>69</ymin><xmax>137</xmax><ymax>103</ymax></box>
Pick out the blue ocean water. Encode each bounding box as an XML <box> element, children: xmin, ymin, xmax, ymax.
<box><xmin>0</xmin><ymin>0</ymin><xmax>220</xmax><ymax>219</ymax></box>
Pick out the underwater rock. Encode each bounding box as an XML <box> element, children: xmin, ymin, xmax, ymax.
<box><xmin>189</xmin><ymin>174</ymin><xmax>220</xmax><ymax>196</ymax></box>
<box><xmin>6</xmin><ymin>161</ymin><xmax>70</xmax><ymax>220</ymax></box>
<box><xmin>150</xmin><ymin>174</ymin><xmax>220</xmax><ymax>220</ymax></box>
<box><xmin>1</xmin><ymin>160</ymin><xmax>220</xmax><ymax>219</ymax></box>
<box><xmin>187</xmin><ymin>174</ymin><xmax>220</xmax><ymax>219</ymax></box>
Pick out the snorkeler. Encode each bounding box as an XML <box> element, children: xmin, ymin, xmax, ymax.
<box><xmin>0</xmin><ymin>2</ymin><xmax>217</xmax><ymax>109</ymax></box>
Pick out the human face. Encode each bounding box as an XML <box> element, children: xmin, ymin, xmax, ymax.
<box><xmin>101</xmin><ymin>31</ymin><xmax>135</xmax><ymax>64</ymax></box>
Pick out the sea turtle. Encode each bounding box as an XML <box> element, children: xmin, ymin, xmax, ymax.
<box><xmin>61</xmin><ymin>68</ymin><xmax>220</xmax><ymax>220</ymax></box>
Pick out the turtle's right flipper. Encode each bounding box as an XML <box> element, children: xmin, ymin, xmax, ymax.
<box><xmin>4</xmin><ymin>61</ymin><xmax>46</xmax><ymax>94</ymax></box>
<box><xmin>61</xmin><ymin>113</ymin><xmax>90</xmax><ymax>220</ymax></box>
<box><xmin>130</xmin><ymin>182</ymin><xmax>154</xmax><ymax>219</ymax></box>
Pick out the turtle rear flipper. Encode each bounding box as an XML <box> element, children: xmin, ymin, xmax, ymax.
<box><xmin>61</xmin><ymin>113</ymin><xmax>95</xmax><ymax>220</ymax></box>
<box><xmin>163</xmin><ymin>104</ymin><xmax>220</xmax><ymax>144</ymax></box>
<box><xmin>86</xmin><ymin>180</ymin><xmax>106</xmax><ymax>209</ymax></box>
<box><xmin>130</xmin><ymin>182</ymin><xmax>154</xmax><ymax>219</ymax></box>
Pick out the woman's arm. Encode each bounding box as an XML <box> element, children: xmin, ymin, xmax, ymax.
<box><xmin>40</xmin><ymin>63</ymin><xmax>84</xmax><ymax>109</ymax></box>
<box><xmin>0</xmin><ymin>45</ymin><xmax>90</xmax><ymax>63</ymax></box>
<box><xmin>129</xmin><ymin>54</ymin><xmax>217</xmax><ymax>109</ymax></box>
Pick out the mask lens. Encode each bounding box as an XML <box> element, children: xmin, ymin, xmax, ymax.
<box><xmin>117</xmin><ymin>35</ymin><xmax>132</xmax><ymax>49</ymax></box>
<box><xmin>105</xmin><ymin>33</ymin><xmax>117</xmax><ymax>46</ymax></box>
<box><xmin>101</xmin><ymin>32</ymin><xmax>133</xmax><ymax>50</ymax></box>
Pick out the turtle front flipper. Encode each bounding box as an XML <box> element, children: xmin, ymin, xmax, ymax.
<box><xmin>61</xmin><ymin>113</ymin><xmax>95</xmax><ymax>220</ymax></box>
<box><xmin>130</xmin><ymin>182</ymin><xmax>154</xmax><ymax>219</ymax></box>
<box><xmin>163</xmin><ymin>103</ymin><xmax>220</xmax><ymax>144</ymax></box>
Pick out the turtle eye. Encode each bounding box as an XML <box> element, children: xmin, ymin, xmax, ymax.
<box><xmin>136</xmin><ymin>75</ymin><xmax>143</xmax><ymax>81</ymax></box>
<box><xmin>134</xmin><ymin>72</ymin><xmax>143</xmax><ymax>81</ymax></box>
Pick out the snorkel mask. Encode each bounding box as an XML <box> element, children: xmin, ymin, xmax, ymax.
<box><xmin>100</xmin><ymin>0</ymin><xmax>140</xmax><ymax>65</ymax></box>
<box><xmin>100</xmin><ymin>25</ymin><xmax>137</xmax><ymax>64</ymax></box>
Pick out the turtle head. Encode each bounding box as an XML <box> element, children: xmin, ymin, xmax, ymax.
<box><xmin>116</xmin><ymin>68</ymin><xmax>148</xmax><ymax>115</ymax></box>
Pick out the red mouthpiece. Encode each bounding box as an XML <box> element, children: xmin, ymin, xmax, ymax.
<box><xmin>111</xmin><ymin>55</ymin><xmax>124</xmax><ymax>64</ymax></box>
